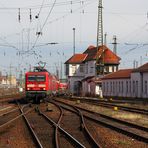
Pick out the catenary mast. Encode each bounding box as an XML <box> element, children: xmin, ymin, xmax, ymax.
<box><xmin>96</xmin><ymin>0</ymin><xmax>104</xmax><ymax>75</ymax></box>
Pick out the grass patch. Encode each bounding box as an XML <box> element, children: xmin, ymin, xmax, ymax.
<box><xmin>114</xmin><ymin>139</ymin><xmax>131</xmax><ymax>146</ymax></box>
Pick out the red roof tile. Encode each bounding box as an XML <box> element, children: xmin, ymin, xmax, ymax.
<box><xmin>133</xmin><ymin>63</ymin><xmax>148</xmax><ymax>72</ymax></box>
<box><xmin>65</xmin><ymin>54</ymin><xmax>87</xmax><ymax>64</ymax></box>
<box><xmin>102</xmin><ymin>69</ymin><xmax>133</xmax><ymax>80</ymax></box>
<box><xmin>84</xmin><ymin>45</ymin><xmax>121</xmax><ymax>64</ymax></box>
<box><xmin>65</xmin><ymin>45</ymin><xmax>121</xmax><ymax>64</ymax></box>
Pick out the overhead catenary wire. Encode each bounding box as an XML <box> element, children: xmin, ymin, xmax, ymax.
<box><xmin>25</xmin><ymin>0</ymin><xmax>57</xmax><ymax>55</ymax></box>
<box><xmin>0</xmin><ymin>0</ymin><xmax>90</xmax><ymax>10</ymax></box>
<box><xmin>24</xmin><ymin>0</ymin><xmax>95</xmax><ymax>58</ymax></box>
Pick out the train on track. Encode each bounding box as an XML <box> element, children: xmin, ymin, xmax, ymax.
<box><xmin>25</xmin><ymin>66</ymin><xmax>68</xmax><ymax>103</ymax></box>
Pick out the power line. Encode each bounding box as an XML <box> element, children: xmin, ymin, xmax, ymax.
<box><xmin>47</xmin><ymin>0</ymin><xmax>95</xmax><ymax>25</ymax></box>
<box><xmin>25</xmin><ymin>0</ymin><xmax>57</xmax><ymax>55</ymax></box>
<box><xmin>0</xmin><ymin>0</ymin><xmax>89</xmax><ymax>10</ymax></box>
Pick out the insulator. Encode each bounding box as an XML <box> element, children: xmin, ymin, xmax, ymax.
<box><xmin>18</xmin><ymin>8</ymin><xmax>21</xmax><ymax>23</ymax></box>
<box><xmin>35</xmin><ymin>14</ymin><xmax>39</xmax><ymax>19</ymax></box>
<box><xmin>30</xmin><ymin>9</ymin><xmax>32</xmax><ymax>22</ymax></box>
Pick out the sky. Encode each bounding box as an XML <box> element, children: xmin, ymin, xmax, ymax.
<box><xmin>0</xmin><ymin>0</ymin><xmax>148</xmax><ymax>78</ymax></box>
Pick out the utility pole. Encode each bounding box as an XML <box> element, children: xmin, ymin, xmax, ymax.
<box><xmin>112</xmin><ymin>35</ymin><xmax>117</xmax><ymax>54</ymax></box>
<box><xmin>73</xmin><ymin>28</ymin><xmax>76</xmax><ymax>55</ymax></box>
<box><xmin>133</xmin><ymin>60</ymin><xmax>138</xmax><ymax>68</ymax></box>
<box><xmin>60</xmin><ymin>61</ymin><xmax>62</xmax><ymax>80</ymax></box>
<box><xmin>140</xmin><ymin>56</ymin><xmax>142</xmax><ymax>66</ymax></box>
<box><xmin>9</xmin><ymin>64</ymin><xmax>12</xmax><ymax>86</ymax></box>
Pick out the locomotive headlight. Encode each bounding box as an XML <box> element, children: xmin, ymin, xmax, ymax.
<box><xmin>38</xmin><ymin>84</ymin><xmax>46</xmax><ymax>87</ymax></box>
<box><xmin>27</xmin><ymin>88</ymin><xmax>30</xmax><ymax>90</ymax></box>
<box><xmin>27</xmin><ymin>84</ymin><xmax>35</xmax><ymax>87</ymax></box>
<box><xmin>43</xmin><ymin>88</ymin><xmax>46</xmax><ymax>90</ymax></box>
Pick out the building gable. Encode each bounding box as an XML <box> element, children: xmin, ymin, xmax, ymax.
<box><xmin>65</xmin><ymin>54</ymin><xmax>87</xmax><ymax>64</ymax></box>
<box><xmin>83</xmin><ymin>45</ymin><xmax>121</xmax><ymax>64</ymax></box>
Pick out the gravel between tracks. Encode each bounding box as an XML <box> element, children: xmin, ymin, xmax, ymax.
<box><xmin>56</xmin><ymin>98</ymin><xmax>148</xmax><ymax>148</ymax></box>
<box><xmin>0</xmin><ymin>117</ymin><xmax>35</xmax><ymax>148</ymax></box>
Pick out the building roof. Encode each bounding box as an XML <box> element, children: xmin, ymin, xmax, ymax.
<box><xmin>65</xmin><ymin>45</ymin><xmax>121</xmax><ymax>65</ymax></box>
<box><xmin>83</xmin><ymin>45</ymin><xmax>121</xmax><ymax>64</ymax></box>
<box><xmin>102</xmin><ymin>69</ymin><xmax>133</xmax><ymax>80</ymax></box>
<box><xmin>65</xmin><ymin>54</ymin><xmax>87</xmax><ymax>64</ymax></box>
<box><xmin>133</xmin><ymin>62</ymin><xmax>148</xmax><ymax>73</ymax></box>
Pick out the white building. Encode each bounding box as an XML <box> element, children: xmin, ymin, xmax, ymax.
<box><xmin>65</xmin><ymin>54</ymin><xmax>87</xmax><ymax>95</ymax></box>
<box><xmin>65</xmin><ymin>45</ymin><xmax>121</xmax><ymax>96</ymax></box>
<box><xmin>102</xmin><ymin>63</ymin><xmax>148</xmax><ymax>99</ymax></box>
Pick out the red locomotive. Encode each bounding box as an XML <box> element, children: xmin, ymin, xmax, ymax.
<box><xmin>25</xmin><ymin>66</ymin><xmax>59</xmax><ymax>103</ymax></box>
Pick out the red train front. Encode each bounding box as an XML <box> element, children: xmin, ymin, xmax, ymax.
<box><xmin>25</xmin><ymin>67</ymin><xmax>59</xmax><ymax>103</ymax></box>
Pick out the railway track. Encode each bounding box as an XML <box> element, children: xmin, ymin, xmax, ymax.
<box><xmin>71</xmin><ymin>96</ymin><xmax>148</xmax><ymax>104</ymax></box>
<box><xmin>22</xmin><ymin>103</ymin><xmax>89</xmax><ymax>148</ymax></box>
<box><xmin>50</xmin><ymin>101</ymin><xmax>101</xmax><ymax>148</ymax></box>
<box><xmin>0</xmin><ymin>102</ymin><xmax>36</xmax><ymax>147</ymax></box>
<box><xmin>0</xmin><ymin>103</ymin><xmax>31</xmax><ymax>128</ymax></box>
<box><xmin>68</xmin><ymin>97</ymin><xmax>148</xmax><ymax>115</ymax></box>
<box><xmin>53</xmin><ymin>99</ymin><xmax>148</xmax><ymax>144</ymax></box>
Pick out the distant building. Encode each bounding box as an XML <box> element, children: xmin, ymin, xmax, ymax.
<box><xmin>0</xmin><ymin>75</ymin><xmax>17</xmax><ymax>86</ymax></box>
<box><xmin>65</xmin><ymin>45</ymin><xmax>121</xmax><ymax>96</ymax></box>
<box><xmin>102</xmin><ymin>63</ymin><xmax>148</xmax><ymax>98</ymax></box>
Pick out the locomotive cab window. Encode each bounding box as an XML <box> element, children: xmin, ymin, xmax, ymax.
<box><xmin>28</xmin><ymin>76</ymin><xmax>36</xmax><ymax>81</ymax></box>
<box><xmin>36</xmin><ymin>75</ymin><xmax>46</xmax><ymax>81</ymax></box>
<box><xmin>28</xmin><ymin>75</ymin><xmax>46</xmax><ymax>82</ymax></box>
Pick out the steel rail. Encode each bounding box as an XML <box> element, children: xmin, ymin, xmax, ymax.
<box><xmin>0</xmin><ymin>104</ymin><xmax>30</xmax><ymax>128</ymax></box>
<box><xmin>54</xmin><ymin>99</ymin><xmax>148</xmax><ymax>144</ymax></box>
<box><xmin>98</xmin><ymin>102</ymin><xmax>148</xmax><ymax>115</ymax></box>
<box><xmin>49</xmin><ymin>101</ymin><xmax>64</xmax><ymax>148</ymax></box>
<box><xmin>54</xmin><ymin>99</ymin><xmax>148</xmax><ymax>132</ymax></box>
<box><xmin>52</xmin><ymin>100</ymin><xmax>102</xmax><ymax>147</ymax></box>
<box><xmin>83</xmin><ymin>113</ymin><xmax>148</xmax><ymax>144</ymax></box>
<box><xmin>70</xmin><ymin>97</ymin><xmax>148</xmax><ymax>115</ymax></box>
<box><xmin>19</xmin><ymin>105</ymin><xmax>43</xmax><ymax>148</ymax></box>
<box><xmin>74</xmin><ymin>107</ymin><xmax>102</xmax><ymax>148</ymax></box>
<box><xmin>0</xmin><ymin>107</ymin><xmax>19</xmax><ymax>117</ymax></box>
<box><xmin>38</xmin><ymin>109</ymin><xmax>86</xmax><ymax>148</ymax></box>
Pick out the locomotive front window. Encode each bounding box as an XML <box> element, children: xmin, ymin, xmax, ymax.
<box><xmin>28</xmin><ymin>75</ymin><xmax>45</xmax><ymax>81</ymax></box>
<box><xmin>28</xmin><ymin>76</ymin><xmax>36</xmax><ymax>81</ymax></box>
<box><xmin>36</xmin><ymin>75</ymin><xmax>46</xmax><ymax>81</ymax></box>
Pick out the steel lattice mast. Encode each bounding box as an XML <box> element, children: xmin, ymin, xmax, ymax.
<box><xmin>96</xmin><ymin>0</ymin><xmax>104</xmax><ymax>76</ymax></box>
<box><xmin>96</xmin><ymin>0</ymin><xmax>103</xmax><ymax>47</ymax></box>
